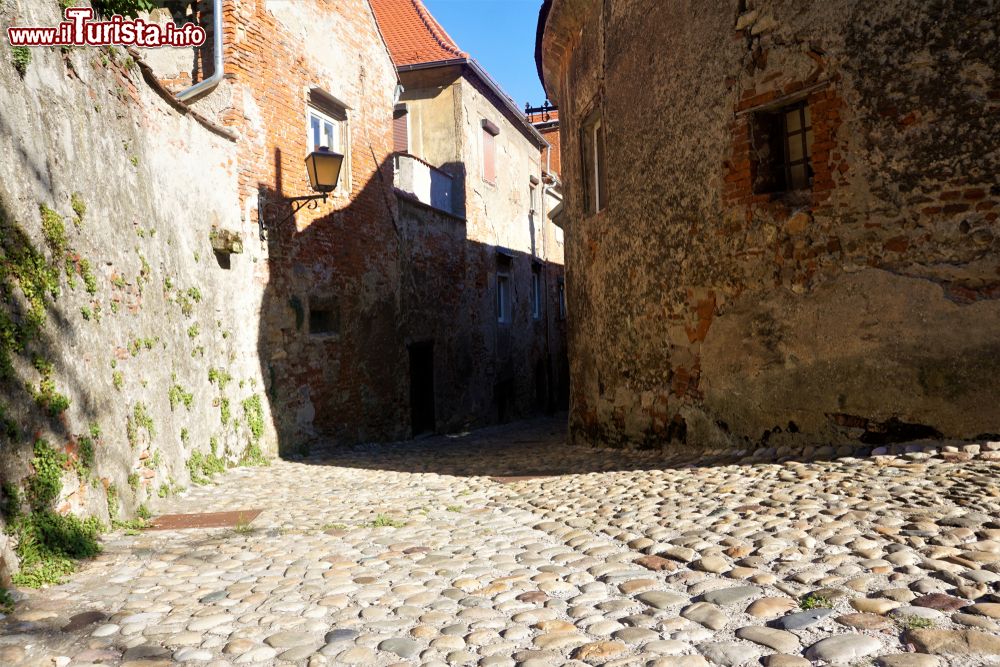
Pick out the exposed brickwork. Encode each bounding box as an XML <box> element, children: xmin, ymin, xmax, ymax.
<box><xmin>208</xmin><ymin>0</ymin><xmax>409</xmax><ymax>448</ymax></box>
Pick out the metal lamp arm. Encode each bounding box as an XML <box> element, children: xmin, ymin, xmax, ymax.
<box><xmin>258</xmin><ymin>191</ymin><xmax>328</xmax><ymax>240</ymax></box>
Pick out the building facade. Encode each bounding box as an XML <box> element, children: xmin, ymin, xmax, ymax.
<box><xmin>372</xmin><ymin>0</ymin><xmax>568</xmax><ymax>431</ymax></box>
<box><xmin>537</xmin><ymin>0</ymin><xmax>1000</xmax><ymax>453</ymax></box>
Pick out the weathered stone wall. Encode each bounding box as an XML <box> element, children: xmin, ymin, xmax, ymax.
<box><xmin>0</xmin><ymin>1</ymin><xmax>272</xmax><ymax>573</ymax></box>
<box><xmin>399</xmin><ymin>66</ymin><xmax>568</xmax><ymax>426</ymax></box>
<box><xmin>540</xmin><ymin>0</ymin><xmax>1000</xmax><ymax>453</ymax></box>
<box><xmin>174</xmin><ymin>0</ymin><xmax>410</xmax><ymax>450</ymax></box>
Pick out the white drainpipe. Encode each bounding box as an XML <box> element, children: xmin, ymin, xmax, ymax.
<box><xmin>176</xmin><ymin>0</ymin><xmax>223</xmax><ymax>102</ymax></box>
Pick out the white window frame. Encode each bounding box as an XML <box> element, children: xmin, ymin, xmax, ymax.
<box><xmin>529</xmin><ymin>182</ymin><xmax>539</xmax><ymax>215</ymax></box>
<box><xmin>531</xmin><ymin>269</ymin><xmax>542</xmax><ymax>320</ymax></box>
<box><xmin>590</xmin><ymin>117</ymin><xmax>603</xmax><ymax>212</ymax></box>
<box><xmin>307</xmin><ymin>105</ymin><xmax>350</xmax><ymax>196</ymax></box>
<box><xmin>497</xmin><ymin>269</ymin><xmax>511</xmax><ymax>324</ymax></box>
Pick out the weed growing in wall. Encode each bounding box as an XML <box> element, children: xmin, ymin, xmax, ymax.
<box><xmin>4</xmin><ymin>441</ymin><xmax>104</xmax><ymax>588</ymax></box>
<box><xmin>168</xmin><ymin>383</ymin><xmax>194</xmax><ymax>411</ymax></box>
<box><xmin>208</xmin><ymin>368</ymin><xmax>231</xmax><ymax>391</ymax></box>
<box><xmin>11</xmin><ymin>46</ymin><xmax>30</xmax><ymax>76</ymax></box>
<box><xmin>70</xmin><ymin>193</ymin><xmax>86</xmax><ymax>225</ymax></box>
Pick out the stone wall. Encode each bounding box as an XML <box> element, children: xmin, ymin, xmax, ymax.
<box><xmin>538</xmin><ymin>0</ymin><xmax>1000</xmax><ymax>453</ymax></box>
<box><xmin>0</xmin><ymin>1</ymin><xmax>271</xmax><ymax>575</ymax></box>
<box><xmin>399</xmin><ymin>65</ymin><xmax>568</xmax><ymax>427</ymax></box>
<box><xmin>155</xmin><ymin>0</ymin><xmax>410</xmax><ymax>451</ymax></box>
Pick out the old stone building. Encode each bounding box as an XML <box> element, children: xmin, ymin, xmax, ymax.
<box><xmin>371</xmin><ymin>0</ymin><xmax>568</xmax><ymax>428</ymax></box>
<box><xmin>537</xmin><ymin>0</ymin><xmax>1000</xmax><ymax>453</ymax></box>
<box><xmin>0</xmin><ymin>0</ymin><xmax>571</xmax><ymax>582</ymax></box>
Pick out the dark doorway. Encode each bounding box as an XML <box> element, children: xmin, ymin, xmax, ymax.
<box><xmin>409</xmin><ymin>342</ymin><xmax>435</xmax><ymax>436</ymax></box>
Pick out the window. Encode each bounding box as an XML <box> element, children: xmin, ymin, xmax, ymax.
<box><xmin>557</xmin><ymin>278</ymin><xmax>566</xmax><ymax>320</ymax></box>
<box><xmin>482</xmin><ymin>119</ymin><xmax>499</xmax><ymax>184</ymax></box>
<box><xmin>496</xmin><ymin>261</ymin><xmax>511</xmax><ymax>324</ymax></box>
<box><xmin>308</xmin><ymin>296</ymin><xmax>340</xmax><ymax>336</ymax></box>
<box><xmin>529</xmin><ymin>182</ymin><xmax>539</xmax><ymax>215</ymax></box>
<box><xmin>581</xmin><ymin>111</ymin><xmax>607</xmax><ymax>213</ymax></box>
<box><xmin>308</xmin><ymin>90</ymin><xmax>350</xmax><ymax>194</ymax></box>
<box><xmin>751</xmin><ymin>101</ymin><xmax>814</xmax><ymax>194</ymax></box>
<box><xmin>531</xmin><ymin>265</ymin><xmax>542</xmax><ymax>320</ymax></box>
<box><xmin>393</xmin><ymin>104</ymin><xmax>409</xmax><ymax>154</ymax></box>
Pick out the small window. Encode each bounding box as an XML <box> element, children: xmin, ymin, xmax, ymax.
<box><xmin>751</xmin><ymin>102</ymin><xmax>814</xmax><ymax>194</ymax></box>
<box><xmin>581</xmin><ymin>111</ymin><xmax>607</xmax><ymax>213</ymax></box>
<box><xmin>497</xmin><ymin>264</ymin><xmax>511</xmax><ymax>324</ymax></box>
<box><xmin>308</xmin><ymin>91</ymin><xmax>350</xmax><ymax>194</ymax></box>
<box><xmin>531</xmin><ymin>265</ymin><xmax>542</xmax><ymax>320</ymax></box>
<box><xmin>529</xmin><ymin>182</ymin><xmax>539</xmax><ymax>215</ymax></box>
<box><xmin>393</xmin><ymin>104</ymin><xmax>409</xmax><ymax>154</ymax></box>
<box><xmin>557</xmin><ymin>278</ymin><xmax>566</xmax><ymax>320</ymax></box>
<box><xmin>482</xmin><ymin>119</ymin><xmax>499</xmax><ymax>184</ymax></box>
<box><xmin>308</xmin><ymin>297</ymin><xmax>339</xmax><ymax>336</ymax></box>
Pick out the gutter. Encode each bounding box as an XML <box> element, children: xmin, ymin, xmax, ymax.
<box><xmin>535</xmin><ymin>0</ymin><xmax>554</xmax><ymax>98</ymax></box>
<box><xmin>176</xmin><ymin>0</ymin><xmax>223</xmax><ymax>102</ymax></box>
<box><xmin>397</xmin><ymin>59</ymin><xmax>550</xmax><ymax>149</ymax></box>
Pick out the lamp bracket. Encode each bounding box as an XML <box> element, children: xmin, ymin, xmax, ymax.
<box><xmin>258</xmin><ymin>190</ymin><xmax>329</xmax><ymax>240</ymax></box>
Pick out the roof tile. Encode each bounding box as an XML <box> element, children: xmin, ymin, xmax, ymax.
<box><xmin>370</xmin><ymin>0</ymin><xmax>468</xmax><ymax>66</ymax></box>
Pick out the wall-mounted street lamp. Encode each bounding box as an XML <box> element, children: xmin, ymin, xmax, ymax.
<box><xmin>258</xmin><ymin>147</ymin><xmax>345</xmax><ymax>239</ymax></box>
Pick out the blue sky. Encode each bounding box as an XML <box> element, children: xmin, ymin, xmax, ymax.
<box><xmin>423</xmin><ymin>0</ymin><xmax>547</xmax><ymax>110</ymax></box>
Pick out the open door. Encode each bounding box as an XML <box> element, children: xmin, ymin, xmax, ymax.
<box><xmin>409</xmin><ymin>342</ymin><xmax>435</xmax><ymax>436</ymax></box>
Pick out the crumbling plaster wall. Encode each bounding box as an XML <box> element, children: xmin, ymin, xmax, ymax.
<box><xmin>549</xmin><ymin>0</ymin><xmax>1000</xmax><ymax>452</ymax></box>
<box><xmin>0</xmin><ymin>0</ymin><xmax>272</xmax><ymax>571</ymax></box>
<box><xmin>181</xmin><ymin>0</ymin><xmax>409</xmax><ymax>449</ymax></box>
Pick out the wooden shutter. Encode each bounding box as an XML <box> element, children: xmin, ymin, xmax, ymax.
<box><xmin>483</xmin><ymin>129</ymin><xmax>496</xmax><ymax>183</ymax></box>
<box><xmin>392</xmin><ymin>108</ymin><xmax>408</xmax><ymax>154</ymax></box>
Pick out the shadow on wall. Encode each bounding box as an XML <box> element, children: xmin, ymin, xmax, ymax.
<box><xmin>256</xmin><ymin>148</ymin><xmax>409</xmax><ymax>458</ymax></box>
<box><xmin>256</xmin><ymin>153</ymin><xmax>568</xmax><ymax>458</ymax></box>
<box><xmin>0</xmin><ymin>196</ymin><xmax>103</xmax><ymax>489</ymax></box>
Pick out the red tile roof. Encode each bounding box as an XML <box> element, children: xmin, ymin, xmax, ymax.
<box><xmin>370</xmin><ymin>0</ymin><xmax>468</xmax><ymax>67</ymax></box>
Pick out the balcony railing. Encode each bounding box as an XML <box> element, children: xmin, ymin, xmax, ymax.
<box><xmin>394</xmin><ymin>153</ymin><xmax>455</xmax><ymax>216</ymax></box>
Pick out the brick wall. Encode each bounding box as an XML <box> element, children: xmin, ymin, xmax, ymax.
<box><xmin>214</xmin><ymin>0</ymin><xmax>408</xmax><ymax>449</ymax></box>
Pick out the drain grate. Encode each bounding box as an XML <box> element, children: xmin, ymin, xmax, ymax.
<box><xmin>489</xmin><ymin>475</ymin><xmax>554</xmax><ymax>484</ymax></box>
<box><xmin>148</xmin><ymin>509</ymin><xmax>262</xmax><ymax>530</ymax></box>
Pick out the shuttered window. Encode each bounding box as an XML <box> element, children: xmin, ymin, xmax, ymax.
<box><xmin>483</xmin><ymin>128</ymin><xmax>496</xmax><ymax>184</ymax></box>
<box><xmin>393</xmin><ymin>106</ymin><xmax>408</xmax><ymax>154</ymax></box>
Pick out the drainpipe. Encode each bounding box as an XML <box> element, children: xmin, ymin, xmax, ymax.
<box><xmin>176</xmin><ymin>0</ymin><xmax>223</xmax><ymax>102</ymax></box>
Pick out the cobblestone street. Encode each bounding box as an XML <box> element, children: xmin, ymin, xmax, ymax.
<box><xmin>2</xmin><ymin>418</ymin><xmax>1000</xmax><ymax>667</ymax></box>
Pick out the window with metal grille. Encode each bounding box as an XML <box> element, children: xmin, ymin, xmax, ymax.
<box><xmin>751</xmin><ymin>102</ymin><xmax>814</xmax><ymax>194</ymax></box>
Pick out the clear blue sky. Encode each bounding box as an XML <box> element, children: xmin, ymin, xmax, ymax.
<box><xmin>423</xmin><ymin>0</ymin><xmax>547</xmax><ymax>110</ymax></box>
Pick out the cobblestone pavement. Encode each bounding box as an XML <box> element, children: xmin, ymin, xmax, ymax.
<box><xmin>3</xmin><ymin>418</ymin><xmax>1000</xmax><ymax>667</ymax></box>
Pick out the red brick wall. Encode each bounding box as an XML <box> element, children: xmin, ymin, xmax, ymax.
<box><xmin>219</xmin><ymin>0</ymin><xmax>409</xmax><ymax>449</ymax></box>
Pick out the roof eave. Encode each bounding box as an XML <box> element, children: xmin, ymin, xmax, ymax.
<box><xmin>398</xmin><ymin>58</ymin><xmax>550</xmax><ymax>149</ymax></box>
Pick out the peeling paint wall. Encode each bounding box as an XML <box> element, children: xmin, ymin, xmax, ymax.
<box><xmin>540</xmin><ymin>0</ymin><xmax>1000</xmax><ymax>453</ymax></box>
<box><xmin>0</xmin><ymin>0</ymin><xmax>267</xmax><ymax>575</ymax></box>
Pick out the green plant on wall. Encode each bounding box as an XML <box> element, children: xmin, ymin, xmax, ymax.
<box><xmin>70</xmin><ymin>192</ymin><xmax>86</xmax><ymax>225</ymax></box>
<box><xmin>6</xmin><ymin>441</ymin><xmax>103</xmax><ymax>588</ymax></box>
<box><xmin>11</xmin><ymin>46</ymin><xmax>30</xmax><ymax>76</ymax></box>
<box><xmin>168</xmin><ymin>383</ymin><xmax>193</xmax><ymax>411</ymax></box>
